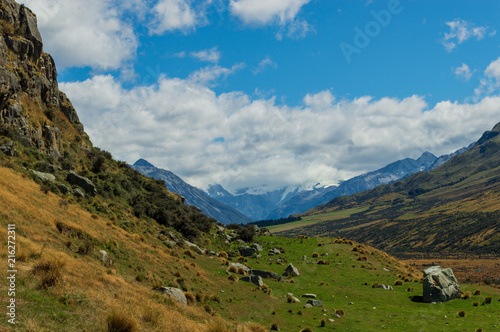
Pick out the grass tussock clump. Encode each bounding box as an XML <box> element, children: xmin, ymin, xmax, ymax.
<box><xmin>228</xmin><ymin>274</ymin><xmax>238</xmax><ymax>282</ymax></box>
<box><xmin>219</xmin><ymin>251</ymin><xmax>228</xmax><ymax>258</ymax></box>
<box><xmin>184</xmin><ymin>249</ymin><xmax>196</xmax><ymax>259</ymax></box>
<box><xmin>300</xmin><ymin>328</ymin><xmax>313</xmax><ymax>332</ymax></box>
<box><xmin>32</xmin><ymin>259</ymin><xmax>65</xmax><ymax>289</ymax></box>
<box><xmin>473</xmin><ymin>289</ymin><xmax>481</xmax><ymax>295</ymax></box>
<box><xmin>312</xmin><ymin>252</ymin><xmax>319</xmax><ymax>258</ymax></box>
<box><xmin>184</xmin><ymin>292</ymin><xmax>196</xmax><ymax>304</ymax></box>
<box><xmin>106</xmin><ymin>310</ymin><xmax>138</xmax><ymax>332</ymax></box>
<box><xmin>463</xmin><ymin>291</ymin><xmax>472</xmax><ymax>299</ymax></box>
<box><xmin>484</xmin><ymin>297</ymin><xmax>492</xmax><ymax>304</ymax></box>
<box><xmin>458</xmin><ymin>310</ymin><xmax>466</xmax><ymax>317</ymax></box>
<box><xmin>335</xmin><ymin>309</ymin><xmax>345</xmax><ymax>318</ymax></box>
<box><xmin>320</xmin><ymin>317</ymin><xmax>326</xmax><ymax>327</ymax></box>
<box><xmin>395</xmin><ymin>280</ymin><xmax>403</xmax><ymax>286</ymax></box>
<box><xmin>270</xmin><ymin>322</ymin><xmax>280</xmax><ymax>331</ymax></box>
<box><xmin>242</xmin><ymin>322</ymin><xmax>268</xmax><ymax>332</ymax></box>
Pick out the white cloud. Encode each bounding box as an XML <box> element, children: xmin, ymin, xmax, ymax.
<box><xmin>253</xmin><ymin>57</ymin><xmax>277</xmax><ymax>75</ymax></box>
<box><xmin>474</xmin><ymin>56</ymin><xmax>500</xmax><ymax>101</ymax></box>
<box><xmin>229</xmin><ymin>0</ymin><xmax>312</xmax><ymax>39</ymax></box>
<box><xmin>454</xmin><ymin>63</ymin><xmax>475</xmax><ymax>81</ymax></box>
<box><xmin>60</xmin><ymin>75</ymin><xmax>500</xmax><ymax>193</ymax></box>
<box><xmin>441</xmin><ymin>19</ymin><xmax>495</xmax><ymax>52</ymax></box>
<box><xmin>188</xmin><ymin>63</ymin><xmax>245</xmax><ymax>86</ymax></box>
<box><xmin>22</xmin><ymin>0</ymin><xmax>138</xmax><ymax>70</ymax></box>
<box><xmin>150</xmin><ymin>0</ymin><xmax>198</xmax><ymax>34</ymax></box>
<box><xmin>190</xmin><ymin>47</ymin><xmax>221</xmax><ymax>63</ymax></box>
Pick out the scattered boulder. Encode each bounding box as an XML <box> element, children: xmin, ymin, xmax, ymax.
<box><xmin>67</xmin><ymin>171</ymin><xmax>97</xmax><ymax>196</ymax></box>
<box><xmin>99</xmin><ymin>250</ymin><xmax>112</xmax><ymax>267</ymax></box>
<box><xmin>303</xmin><ymin>303</ymin><xmax>313</xmax><ymax>309</ymax></box>
<box><xmin>168</xmin><ymin>231</ymin><xmax>180</xmax><ymax>243</ymax></box>
<box><xmin>163</xmin><ymin>240</ymin><xmax>177</xmax><ymax>248</ymax></box>
<box><xmin>307</xmin><ymin>299</ymin><xmax>323</xmax><ymax>307</ymax></box>
<box><xmin>251</xmin><ymin>243</ymin><xmax>263</xmax><ymax>252</ymax></box>
<box><xmin>376</xmin><ymin>284</ymin><xmax>394</xmax><ymax>291</ymax></box>
<box><xmin>251</xmin><ymin>270</ymin><xmax>282</xmax><ymax>281</ymax></box>
<box><xmin>285</xmin><ymin>293</ymin><xmax>301</xmax><ymax>303</ymax></box>
<box><xmin>57</xmin><ymin>184</ymin><xmax>71</xmax><ymax>195</ymax></box>
<box><xmin>423</xmin><ymin>266</ymin><xmax>460</xmax><ymax>303</ymax></box>
<box><xmin>154</xmin><ymin>287</ymin><xmax>187</xmax><ymax>307</ymax></box>
<box><xmin>240</xmin><ymin>275</ymin><xmax>263</xmax><ymax>287</ymax></box>
<box><xmin>239</xmin><ymin>246</ymin><xmax>258</xmax><ymax>257</ymax></box>
<box><xmin>269</xmin><ymin>248</ymin><xmax>281</xmax><ymax>256</ymax></box>
<box><xmin>283</xmin><ymin>263</ymin><xmax>300</xmax><ymax>277</ymax></box>
<box><xmin>184</xmin><ymin>240</ymin><xmax>205</xmax><ymax>255</ymax></box>
<box><xmin>31</xmin><ymin>170</ymin><xmax>55</xmax><ymax>183</ymax></box>
<box><xmin>301</xmin><ymin>255</ymin><xmax>307</xmax><ymax>261</ymax></box>
<box><xmin>302</xmin><ymin>294</ymin><xmax>317</xmax><ymax>299</ymax></box>
<box><xmin>73</xmin><ymin>188</ymin><xmax>85</xmax><ymax>198</ymax></box>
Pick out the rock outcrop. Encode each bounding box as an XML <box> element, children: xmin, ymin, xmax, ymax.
<box><xmin>1</xmin><ymin>0</ymin><xmax>87</xmax><ymax>161</ymax></box>
<box><xmin>422</xmin><ymin>266</ymin><xmax>460</xmax><ymax>303</ymax></box>
<box><xmin>67</xmin><ymin>171</ymin><xmax>97</xmax><ymax>196</ymax></box>
<box><xmin>240</xmin><ymin>275</ymin><xmax>263</xmax><ymax>287</ymax></box>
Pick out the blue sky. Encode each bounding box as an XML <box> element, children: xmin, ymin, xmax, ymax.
<box><xmin>23</xmin><ymin>0</ymin><xmax>500</xmax><ymax>192</ymax></box>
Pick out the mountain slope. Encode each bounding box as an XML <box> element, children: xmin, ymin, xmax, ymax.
<box><xmin>265</xmin><ymin>151</ymin><xmax>441</xmax><ymax>220</ymax></box>
<box><xmin>284</xmin><ymin>123</ymin><xmax>500</xmax><ymax>254</ymax></box>
<box><xmin>131</xmin><ymin>159</ymin><xmax>252</xmax><ymax>225</ymax></box>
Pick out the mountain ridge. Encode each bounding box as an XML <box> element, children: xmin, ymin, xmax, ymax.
<box><xmin>131</xmin><ymin>159</ymin><xmax>252</xmax><ymax>225</ymax></box>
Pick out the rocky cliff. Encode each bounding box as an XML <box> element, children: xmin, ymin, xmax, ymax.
<box><xmin>0</xmin><ymin>0</ymin><xmax>88</xmax><ymax>161</ymax></box>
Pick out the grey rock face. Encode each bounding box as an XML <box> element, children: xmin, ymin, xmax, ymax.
<box><xmin>269</xmin><ymin>248</ymin><xmax>281</xmax><ymax>256</ymax></box>
<box><xmin>99</xmin><ymin>250</ymin><xmax>112</xmax><ymax>267</ymax></box>
<box><xmin>376</xmin><ymin>284</ymin><xmax>394</xmax><ymax>291</ymax></box>
<box><xmin>184</xmin><ymin>240</ymin><xmax>205</xmax><ymax>255</ymax></box>
<box><xmin>250</xmin><ymin>270</ymin><xmax>282</xmax><ymax>281</ymax></box>
<box><xmin>0</xmin><ymin>141</ymin><xmax>14</xmax><ymax>156</ymax></box>
<box><xmin>67</xmin><ymin>171</ymin><xmax>97</xmax><ymax>196</ymax></box>
<box><xmin>240</xmin><ymin>275</ymin><xmax>263</xmax><ymax>287</ymax></box>
<box><xmin>73</xmin><ymin>187</ymin><xmax>85</xmax><ymax>198</ymax></box>
<box><xmin>154</xmin><ymin>287</ymin><xmax>187</xmax><ymax>307</ymax></box>
<box><xmin>31</xmin><ymin>170</ymin><xmax>55</xmax><ymax>183</ymax></box>
<box><xmin>57</xmin><ymin>184</ymin><xmax>71</xmax><ymax>195</ymax></box>
<box><xmin>306</xmin><ymin>299</ymin><xmax>323</xmax><ymax>307</ymax></box>
<box><xmin>303</xmin><ymin>303</ymin><xmax>313</xmax><ymax>309</ymax></box>
<box><xmin>283</xmin><ymin>263</ymin><xmax>300</xmax><ymax>277</ymax></box>
<box><xmin>422</xmin><ymin>266</ymin><xmax>460</xmax><ymax>303</ymax></box>
<box><xmin>251</xmin><ymin>243</ymin><xmax>263</xmax><ymax>252</ymax></box>
<box><xmin>302</xmin><ymin>294</ymin><xmax>317</xmax><ymax>299</ymax></box>
<box><xmin>239</xmin><ymin>246</ymin><xmax>258</xmax><ymax>257</ymax></box>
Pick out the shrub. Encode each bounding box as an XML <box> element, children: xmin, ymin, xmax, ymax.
<box><xmin>484</xmin><ymin>297</ymin><xmax>492</xmax><ymax>304</ymax></box>
<box><xmin>106</xmin><ymin>310</ymin><xmax>138</xmax><ymax>332</ymax></box>
<box><xmin>228</xmin><ymin>274</ymin><xmax>238</xmax><ymax>282</ymax></box>
<box><xmin>184</xmin><ymin>250</ymin><xmax>195</xmax><ymax>259</ymax></box>
<box><xmin>317</xmin><ymin>260</ymin><xmax>329</xmax><ymax>265</ymax></box>
<box><xmin>312</xmin><ymin>252</ymin><xmax>319</xmax><ymax>258</ymax></box>
<box><xmin>236</xmin><ymin>267</ymin><xmax>246</xmax><ymax>275</ymax></box>
<box><xmin>474</xmin><ymin>289</ymin><xmax>481</xmax><ymax>295</ymax></box>
<box><xmin>270</xmin><ymin>322</ymin><xmax>279</xmax><ymax>331</ymax></box>
<box><xmin>463</xmin><ymin>291</ymin><xmax>472</xmax><ymax>299</ymax></box>
<box><xmin>320</xmin><ymin>318</ymin><xmax>326</xmax><ymax>327</ymax></box>
<box><xmin>184</xmin><ymin>292</ymin><xmax>196</xmax><ymax>304</ymax></box>
<box><xmin>458</xmin><ymin>310</ymin><xmax>466</xmax><ymax>317</ymax></box>
<box><xmin>219</xmin><ymin>251</ymin><xmax>228</xmax><ymax>258</ymax></box>
<box><xmin>473</xmin><ymin>301</ymin><xmax>479</xmax><ymax>307</ymax></box>
<box><xmin>335</xmin><ymin>309</ymin><xmax>345</xmax><ymax>318</ymax></box>
<box><xmin>395</xmin><ymin>280</ymin><xmax>403</xmax><ymax>286</ymax></box>
<box><xmin>297</xmin><ymin>310</ymin><xmax>303</xmax><ymax>315</ymax></box>
<box><xmin>135</xmin><ymin>274</ymin><xmax>145</xmax><ymax>282</ymax></box>
<box><xmin>32</xmin><ymin>259</ymin><xmax>64</xmax><ymax>289</ymax></box>
<box><xmin>238</xmin><ymin>256</ymin><xmax>247</xmax><ymax>263</ymax></box>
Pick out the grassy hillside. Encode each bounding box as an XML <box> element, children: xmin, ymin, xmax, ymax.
<box><xmin>1</xmin><ymin>166</ymin><xmax>499</xmax><ymax>331</ymax></box>
<box><xmin>279</xmin><ymin>123</ymin><xmax>500</xmax><ymax>256</ymax></box>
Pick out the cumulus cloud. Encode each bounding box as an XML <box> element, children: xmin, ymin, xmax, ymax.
<box><xmin>60</xmin><ymin>76</ymin><xmax>500</xmax><ymax>193</ymax></box>
<box><xmin>150</xmin><ymin>0</ymin><xmax>198</xmax><ymax>34</ymax></box>
<box><xmin>230</xmin><ymin>0</ymin><xmax>312</xmax><ymax>39</ymax></box>
<box><xmin>474</xmin><ymin>56</ymin><xmax>500</xmax><ymax>101</ymax></box>
<box><xmin>454</xmin><ymin>63</ymin><xmax>475</xmax><ymax>81</ymax></box>
<box><xmin>22</xmin><ymin>0</ymin><xmax>138</xmax><ymax>70</ymax></box>
<box><xmin>190</xmin><ymin>47</ymin><xmax>221</xmax><ymax>63</ymax></box>
<box><xmin>441</xmin><ymin>19</ymin><xmax>495</xmax><ymax>52</ymax></box>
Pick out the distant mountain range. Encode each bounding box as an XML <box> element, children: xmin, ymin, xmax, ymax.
<box><xmin>290</xmin><ymin>123</ymin><xmax>500</xmax><ymax>254</ymax></box>
<box><xmin>132</xmin><ymin>147</ymin><xmax>471</xmax><ymax>224</ymax></box>
<box><xmin>208</xmin><ymin>148</ymin><xmax>471</xmax><ymax>221</ymax></box>
<box><xmin>131</xmin><ymin>159</ymin><xmax>252</xmax><ymax>225</ymax></box>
